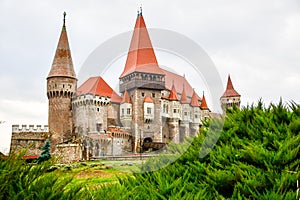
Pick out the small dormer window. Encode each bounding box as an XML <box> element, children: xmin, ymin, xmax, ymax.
<box><xmin>147</xmin><ymin>107</ymin><xmax>151</xmax><ymax>114</ymax></box>
<box><xmin>142</xmin><ymin>92</ymin><xmax>145</xmax><ymax>97</ymax></box>
<box><xmin>195</xmin><ymin>114</ymin><xmax>198</xmax><ymax>118</ymax></box>
<box><xmin>122</xmin><ymin>108</ymin><xmax>124</xmax><ymax>115</ymax></box>
<box><xmin>127</xmin><ymin>108</ymin><xmax>131</xmax><ymax>115</ymax></box>
<box><xmin>152</xmin><ymin>93</ymin><xmax>155</xmax><ymax>98</ymax></box>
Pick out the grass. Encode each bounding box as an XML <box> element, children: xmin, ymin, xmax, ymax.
<box><xmin>53</xmin><ymin>160</ymin><xmax>143</xmax><ymax>189</ymax></box>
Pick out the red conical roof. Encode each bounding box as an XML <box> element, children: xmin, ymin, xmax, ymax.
<box><xmin>163</xmin><ymin>69</ymin><xmax>194</xmax><ymax>98</ymax></box>
<box><xmin>119</xmin><ymin>13</ymin><xmax>165</xmax><ymax>78</ymax></box>
<box><xmin>200</xmin><ymin>93</ymin><xmax>209</xmax><ymax>110</ymax></box>
<box><xmin>144</xmin><ymin>96</ymin><xmax>154</xmax><ymax>103</ymax></box>
<box><xmin>77</xmin><ymin>76</ymin><xmax>122</xmax><ymax>103</ymax></box>
<box><xmin>180</xmin><ymin>85</ymin><xmax>189</xmax><ymax>104</ymax></box>
<box><xmin>222</xmin><ymin>75</ymin><xmax>240</xmax><ymax>97</ymax></box>
<box><xmin>190</xmin><ymin>90</ymin><xmax>200</xmax><ymax>107</ymax></box>
<box><xmin>121</xmin><ymin>90</ymin><xmax>131</xmax><ymax>103</ymax></box>
<box><xmin>168</xmin><ymin>83</ymin><xmax>178</xmax><ymax>101</ymax></box>
<box><xmin>48</xmin><ymin>13</ymin><xmax>76</xmax><ymax>79</ymax></box>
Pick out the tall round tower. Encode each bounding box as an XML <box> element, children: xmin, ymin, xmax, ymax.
<box><xmin>47</xmin><ymin>12</ymin><xmax>77</xmax><ymax>151</ymax></box>
<box><xmin>220</xmin><ymin>75</ymin><xmax>241</xmax><ymax>112</ymax></box>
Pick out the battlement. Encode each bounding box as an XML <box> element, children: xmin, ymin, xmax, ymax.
<box><xmin>12</xmin><ymin>125</ymin><xmax>49</xmax><ymax>133</ymax></box>
<box><xmin>73</xmin><ymin>94</ymin><xmax>110</xmax><ymax>107</ymax></box>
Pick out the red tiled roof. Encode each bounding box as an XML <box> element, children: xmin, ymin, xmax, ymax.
<box><xmin>162</xmin><ymin>69</ymin><xmax>194</xmax><ymax>98</ymax></box>
<box><xmin>144</xmin><ymin>96</ymin><xmax>154</xmax><ymax>103</ymax></box>
<box><xmin>22</xmin><ymin>155</ymin><xmax>38</xmax><ymax>159</ymax></box>
<box><xmin>200</xmin><ymin>93</ymin><xmax>209</xmax><ymax>110</ymax></box>
<box><xmin>180</xmin><ymin>86</ymin><xmax>189</xmax><ymax>104</ymax></box>
<box><xmin>222</xmin><ymin>75</ymin><xmax>240</xmax><ymax>98</ymax></box>
<box><xmin>190</xmin><ymin>90</ymin><xmax>200</xmax><ymax>107</ymax></box>
<box><xmin>168</xmin><ymin>84</ymin><xmax>178</xmax><ymax>101</ymax></box>
<box><xmin>121</xmin><ymin>90</ymin><xmax>131</xmax><ymax>103</ymax></box>
<box><xmin>119</xmin><ymin>14</ymin><xmax>165</xmax><ymax>78</ymax></box>
<box><xmin>77</xmin><ymin>76</ymin><xmax>122</xmax><ymax>103</ymax></box>
<box><xmin>87</xmin><ymin>133</ymin><xmax>112</xmax><ymax>139</ymax></box>
<box><xmin>47</xmin><ymin>18</ymin><xmax>76</xmax><ymax>79</ymax></box>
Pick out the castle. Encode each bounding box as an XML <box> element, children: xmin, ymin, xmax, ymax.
<box><xmin>10</xmin><ymin>11</ymin><xmax>241</xmax><ymax>162</ymax></box>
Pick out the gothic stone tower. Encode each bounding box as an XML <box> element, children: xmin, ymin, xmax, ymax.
<box><xmin>220</xmin><ymin>75</ymin><xmax>241</xmax><ymax>111</ymax></box>
<box><xmin>47</xmin><ymin>13</ymin><xmax>77</xmax><ymax>151</ymax></box>
<box><xmin>119</xmin><ymin>10</ymin><xmax>165</xmax><ymax>152</ymax></box>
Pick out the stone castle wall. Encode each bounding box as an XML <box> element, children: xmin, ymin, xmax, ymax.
<box><xmin>10</xmin><ymin>125</ymin><xmax>48</xmax><ymax>156</ymax></box>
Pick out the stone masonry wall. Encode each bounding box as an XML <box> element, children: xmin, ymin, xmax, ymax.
<box><xmin>10</xmin><ymin>125</ymin><xmax>48</xmax><ymax>156</ymax></box>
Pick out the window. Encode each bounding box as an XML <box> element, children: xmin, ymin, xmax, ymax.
<box><xmin>195</xmin><ymin>114</ymin><xmax>198</xmax><ymax>118</ymax></box>
<box><xmin>127</xmin><ymin>108</ymin><xmax>131</xmax><ymax>115</ymax></box>
<box><xmin>141</xmin><ymin>92</ymin><xmax>145</xmax><ymax>97</ymax></box>
<box><xmin>96</xmin><ymin>123</ymin><xmax>102</xmax><ymax>132</ymax></box>
<box><xmin>147</xmin><ymin>107</ymin><xmax>151</xmax><ymax>114</ymax></box>
<box><xmin>121</xmin><ymin>108</ymin><xmax>124</xmax><ymax>115</ymax></box>
<box><xmin>152</xmin><ymin>93</ymin><xmax>155</xmax><ymax>98</ymax></box>
<box><xmin>97</xmin><ymin>108</ymin><xmax>100</xmax><ymax>112</ymax></box>
<box><xmin>173</xmin><ymin>109</ymin><xmax>177</xmax><ymax>113</ymax></box>
<box><xmin>184</xmin><ymin>112</ymin><xmax>187</xmax><ymax>116</ymax></box>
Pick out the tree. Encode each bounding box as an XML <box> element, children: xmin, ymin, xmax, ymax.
<box><xmin>37</xmin><ymin>140</ymin><xmax>51</xmax><ymax>163</ymax></box>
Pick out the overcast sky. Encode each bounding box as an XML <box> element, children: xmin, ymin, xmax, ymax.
<box><xmin>0</xmin><ymin>0</ymin><xmax>299</xmax><ymax>153</ymax></box>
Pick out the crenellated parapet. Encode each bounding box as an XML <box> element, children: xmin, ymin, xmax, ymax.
<box><xmin>10</xmin><ymin>125</ymin><xmax>49</xmax><ymax>156</ymax></box>
<box><xmin>12</xmin><ymin>125</ymin><xmax>49</xmax><ymax>133</ymax></box>
<box><xmin>72</xmin><ymin>94</ymin><xmax>110</xmax><ymax>107</ymax></box>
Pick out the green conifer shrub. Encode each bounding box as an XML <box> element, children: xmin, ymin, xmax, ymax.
<box><xmin>90</xmin><ymin>100</ymin><xmax>300</xmax><ymax>199</ymax></box>
<box><xmin>37</xmin><ymin>139</ymin><xmax>51</xmax><ymax>163</ymax></box>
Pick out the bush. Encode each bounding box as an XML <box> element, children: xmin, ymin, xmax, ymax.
<box><xmin>90</xmin><ymin>100</ymin><xmax>300</xmax><ymax>199</ymax></box>
<box><xmin>0</xmin><ymin>151</ymin><xmax>86</xmax><ymax>199</ymax></box>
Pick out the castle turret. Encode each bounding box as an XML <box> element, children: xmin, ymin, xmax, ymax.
<box><xmin>220</xmin><ymin>75</ymin><xmax>241</xmax><ymax>111</ymax></box>
<box><xmin>47</xmin><ymin>12</ymin><xmax>77</xmax><ymax>150</ymax></box>
<box><xmin>119</xmin><ymin>9</ymin><xmax>165</xmax><ymax>152</ymax></box>
<box><xmin>200</xmin><ymin>92</ymin><xmax>210</xmax><ymax>120</ymax></box>
<box><xmin>190</xmin><ymin>90</ymin><xmax>201</xmax><ymax>136</ymax></box>
<box><xmin>120</xmin><ymin>90</ymin><xmax>132</xmax><ymax>128</ymax></box>
<box><xmin>179</xmin><ymin>85</ymin><xmax>191</xmax><ymax>140</ymax></box>
<box><xmin>167</xmin><ymin>83</ymin><xmax>180</xmax><ymax>143</ymax></box>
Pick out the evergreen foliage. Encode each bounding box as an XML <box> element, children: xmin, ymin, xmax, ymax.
<box><xmin>90</xmin><ymin>100</ymin><xmax>300</xmax><ymax>199</ymax></box>
<box><xmin>0</xmin><ymin>151</ymin><xmax>86</xmax><ymax>199</ymax></box>
<box><xmin>0</xmin><ymin>100</ymin><xmax>299</xmax><ymax>199</ymax></box>
<box><xmin>37</xmin><ymin>139</ymin><xmax>51</xmax><ymax>163</ymax></box>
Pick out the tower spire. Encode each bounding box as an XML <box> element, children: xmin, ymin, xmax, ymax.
<box><xmin>120</xmin><ymin>11</ymin><xmax>164</xmax><ymax>78</ymax></box>
<box><xmin>169</xmin><ymin>82</ymin><xmax>178</xmax><ymax>101</ymax></box>
<box><xmin>47</xmin><ymin>12</ymin><xmax>76</xmax><ymax>79</ymax></box>
<box><xmin>221</xmin><ymin>75</ymin><xmax>240</xmax><ymax>97</ymax></box>
<box><xmin>190</xmin><ymin>89</ymin><xmax>200</xmax><ymax>107</ymax></box>
<box><xmin>63</xmin><ymin>11</ymin><xmax>66</xmax><ymax>27</ymax></box>
<box><xmin>180</xmin><ymin>84</ymin><xmax>189</xmax><ymax>104</ymax></box>
<box><xmin>200</xmin><ymin>91</ymin><xmax>209</xmax><ymax>110</ymax></box>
